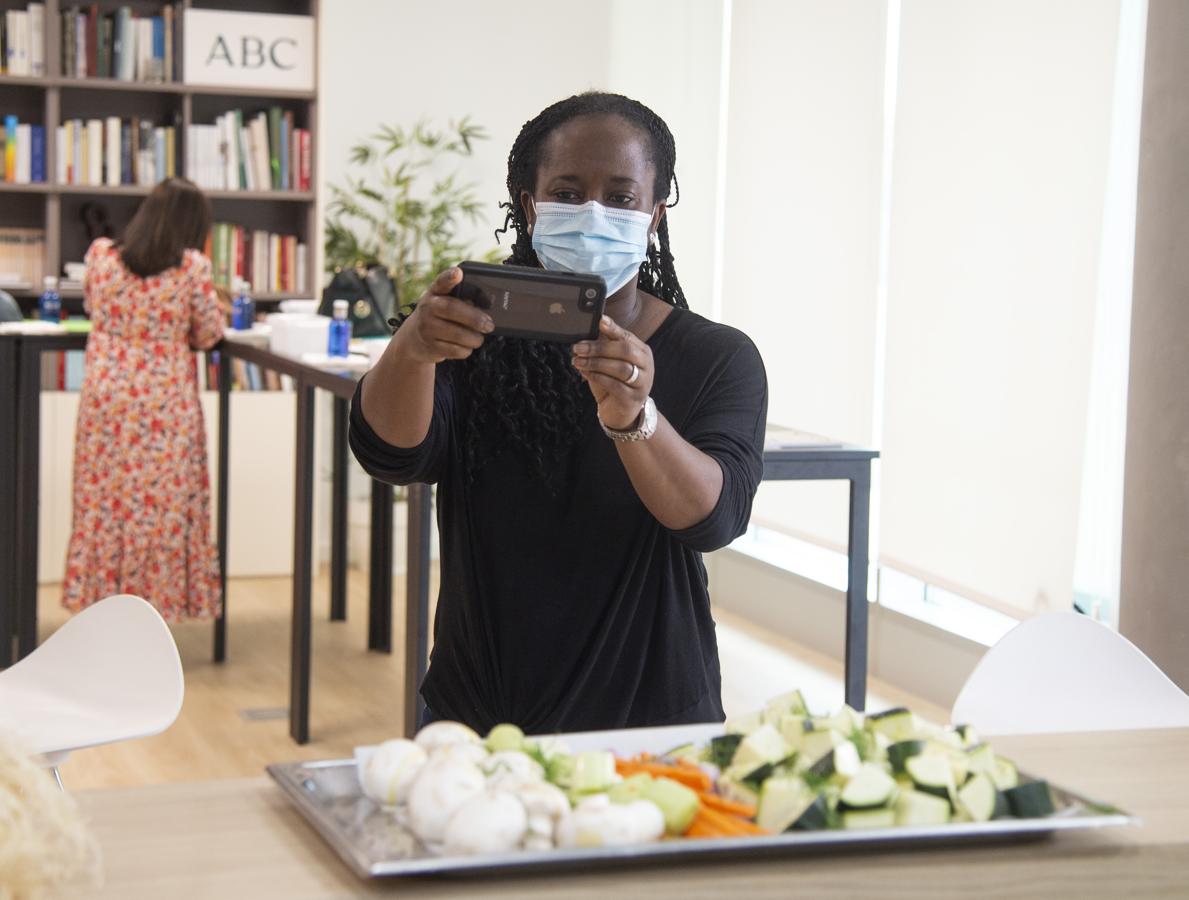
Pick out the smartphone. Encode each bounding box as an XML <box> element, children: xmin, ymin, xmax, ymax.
<box><xmin>450</xmin><ymin>261</ymin><xmax>606</xmax><ymax>342</ymax></box>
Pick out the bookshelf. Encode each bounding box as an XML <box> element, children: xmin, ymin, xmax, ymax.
<box><xmin>0</xmin><ymin>0</ymin><xmax>320</xmax><ymax>315</ymax></box>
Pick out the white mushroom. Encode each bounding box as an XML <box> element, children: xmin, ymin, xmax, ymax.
<box><xmin>442</xmin><ymin>790</ymin><xmax>528</xmax><ymax>856</ymax></box>
<box><xmin>428</xmin><ymin>740</ymin><xmax>490</xmax><ymax>768</ymax></box>
<box><xmin>554</xmin><ymin>794</ymin><xmax>664</xmax><ymax>848</ymax></box>
<box><xmin>406</xmin><ymin>757</ymin><xmax>486</xmax><ymax>844</ymax></box>
<box><xmin>358</xmin><ymin>739</ymin><xmax>427</xmax><ymax>806</ymax></box>
<box><xmin>480</xmin><ymin>750</ymin><xmax>544</xmax><ymax>788</ymax></box>
<box><xmin>516</xmin><ymin>780</ymin><xmax>570</xmax><ymax>849</ymax></box>
<box><xmin>414</xmin><ymin>720</ymin><xmax>482</xmax><ymax>753</ymax></box>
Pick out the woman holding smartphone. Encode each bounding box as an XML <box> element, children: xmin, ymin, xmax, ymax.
<box><xmin>352</xmin><ymin>92</ymin><xmax>767</xmax><ymax>732</ymax></box>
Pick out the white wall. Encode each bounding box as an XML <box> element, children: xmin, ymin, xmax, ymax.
<box><xmin>318</xmin><ymin>0</ymin><xmax>616</xmax><ymax>281</ymax></box>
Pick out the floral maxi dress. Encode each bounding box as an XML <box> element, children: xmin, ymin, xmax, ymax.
<box><xmin>63</xmin><ymin>238</ymin><xmax>224</xmax><ymax>621</ymax></box>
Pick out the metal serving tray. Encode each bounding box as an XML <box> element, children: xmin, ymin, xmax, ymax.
<box><xmin>267</xmin><ymin>740</ymin><xmax>1135</xmax><ymax>879</ymax></box>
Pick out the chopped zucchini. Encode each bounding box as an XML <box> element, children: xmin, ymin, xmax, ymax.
<box><xmin>485</xmin><ymin>723</ymin><xmax>525</xmax><ymax>752</ymax></box>
<box><xmin>724</xmin><ymin>709</ymin><xmax>764</xmax><ymax>735</ymax></box>
<box><xmin>707</xmin><ymin>733</ymin><xmax>744</xmax><ymax>768</ymax></box>
<box><xmin>866</xmin><ymin>708</ymin><xmax>918</xmax><ymax>742</ymax></box>
<box><xmin>894</xmin><ymin>788</ymin><xmax>951</xmax><ymax>826</ymax></box>
<box><xmin>990</xmin><ymin>757</ymin><xmax>1020</xmax><ymax>791</ymax></box>
<box><xmin>789</xmin><ymin>794</ymin><xmax>831</xmax><ymax>831</ymax></box>
<box><xmin>955</xmin><ymin>723</ymin><xmax>980</xmax><ymax>747</ymax></box>
<box><xmin>756</xmin><ymin>776</ymin><xmax>816</xmax><ymax>833</ymax></box>
<box><xmin>796</xmin><ymin>728</ymin><xmax>845</xmax><ymax>769</ymax></box>
<box><xmin>905</xmin><ymin>753</ymin><xmax>954</xmax><ymax>803</ymax></box>
<box><xmin>956</xmin><ymin>773</ymin><xmax>1007</xmax><ymax>822</ymax></box>
<box><xmin>819</xmin><ymin>705</ymin><xmax>864</xmax><ymax>735</ymax></box>
<box><xmin>1004</xmin><ymin>780</ymin><xmax>1055</xmax><ymax>818</ymax></box>
<box><xmin>732</xmin><ymin>724</ymin><xmax>791</xmax><ymax>771</ymax></box>
<box><xmin>778</xmin><ymin>714</ymin><xmax>809</xmax><ymax>750</ymax></box>
<box><xmin>886</xmin><ymin>740</ymin><xmax>927</xmax><ymax>774</ymax></box>
<box><xmin>841</xmin><ymin>806</ymin><xmax>896</xmax><ymax>830</ymax></box>
<box><xmin>966</xmin><ymin>742</ymin><xmax>997</xmax><ymax>777</ymax></box>
<box><xmin>717</xmin><ymin>772</ymin><xmax>760</xmax><ymax>807</ymax></box>
<box><xmin>662</xmin><ymin>742</ymin><xmax>701</xmax><ymax>764</ymax></box>
<box><xmin>839</xmin><ymin>764</ymin><xmax>898</xmax><ymax>809</ymax></box>
<box><xmin>807</xmin><ymin>740</ymin><xmax>861</xmax><ymax>781</ymax></box>
<box><xmin>764</xmin><ymin>689</ymin><xmax>809</xmax><ymax>723</ymax></box>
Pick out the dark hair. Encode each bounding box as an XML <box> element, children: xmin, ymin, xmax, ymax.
<box><xmin>118</xmin><ymin>177</ymin><xmax>212</xmax><ymax>278</ymax></box>
<box><xmin>396</xmin><ymin>93</ymin><xmax>688</xmax><ymax>484</ymax></box>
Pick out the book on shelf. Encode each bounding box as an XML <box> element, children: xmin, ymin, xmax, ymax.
<box><xmin>0</xmin><ymin>226</ymin><xmax>46</xmax><ymax>288</ymax></box>
<box><xmin>56</xmin><ymin>116</ymin><xmax>176</xmax><ymax>186</ymax></box>
<box><xmin>2</xmin><ymin>5</ymin><xmax>46</xmax><ymax>77</ymax></box>
<box><xmin>1</xmin><ymin>116</ymin><xmax>47</xmax><ymax>184</ymax></box>
<box><xmin>186</xmin><ymin>107</ymin><xmax>311</xmax><ymax>193</ymax></box>
<box><xmin>206</xmin><ymin>222</ymin><xmax>307</xmax><ymax>295</ymax></box>
<box><xmin>59</xmin><ymin>3</ymin><xmax>178</xmax><ymax>82</ymax></box>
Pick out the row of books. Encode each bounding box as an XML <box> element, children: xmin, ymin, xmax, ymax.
<box><xmin>207</xmin><ymin>223</ymin><xmax>308</xmax><ymax>295</ymax></box>
<box><xmin>1</xmin><ymin>4</ymin><xmax>46</xmax><ymax>77</ymax></box>
<box><xmin>0</xmin><ymin>226</ymin><xmax>47</xmax><ymax>289</ymax></box>
<box><xmin>57</xmin><ymin>117</ymin><xmax>176</xmax><ymax>187</ymax></box>
<box><xmin>186</xmin><ymin>108</ymin><xmax>311</xmax><ymax>193</ymax></box>
<box><xmin>201</xmin><ymin>352</ymin><xmax>294</xmax><ymax>393</ymax></box>
<box><xmin>61</xmin><ymin>4</ymin><xmax>177</xmax><ymax>82</ymax></box>
<box><xmin>38</xmin><ymin>348</ymin><xmax>291</xmax><ymax>392</ymax></box>
<box><xmin>1</xmin><ymin>115</ymin><xmax>46</xmax><ymax>183</ymax></box>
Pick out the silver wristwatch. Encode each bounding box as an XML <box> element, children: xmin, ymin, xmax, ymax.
<box><xmin>599</xmin><ymin>396</ymin><xmax>658</xmax><ymax>442</ymax></box>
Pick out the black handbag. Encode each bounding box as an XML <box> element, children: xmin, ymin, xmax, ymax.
<box><xmin>319</xmin><ymin>265</ymin><xmax>397</xmax><ymax>338</ymax></box>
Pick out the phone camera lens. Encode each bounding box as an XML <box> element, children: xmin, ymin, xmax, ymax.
<box><xmin>584</xmin><ymin>288</ymin><xmax>598</xmax><ymax>300</ymax></box>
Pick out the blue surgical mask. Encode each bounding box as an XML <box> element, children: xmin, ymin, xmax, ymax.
<box><xmin>530</xmin><ymin>200</ymin><xmax>653</xmax><ymax>295</ymax></box>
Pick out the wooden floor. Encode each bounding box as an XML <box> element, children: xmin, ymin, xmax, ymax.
<box><xmin>36</xmin><ymin>567</ymin><xmax>944</xmax><ymax>790</ymax></box>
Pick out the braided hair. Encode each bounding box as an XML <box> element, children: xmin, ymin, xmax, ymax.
<box><xmin>463</xmin><ymin>92</ymin><xmax>688</xmax><ymax>484</ymax></box>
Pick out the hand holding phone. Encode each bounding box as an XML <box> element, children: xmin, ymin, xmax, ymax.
<box><xmin>395</xmin><ymin>267</ymin><xmax>494</xmax><ymax>365</ymax></box>
<box><xmin>450</xmin><ymin>261</ymin><xmax>606</xmax><ymax>343</ymax></box>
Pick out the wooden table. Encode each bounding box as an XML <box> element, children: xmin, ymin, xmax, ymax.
<box><xmin>72</xmin><ymin>728</ymin><xmax>1189</xmax><ymax>899</ymax></box>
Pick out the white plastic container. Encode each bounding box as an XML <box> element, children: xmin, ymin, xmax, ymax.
<box><xmin>268</xmin><ymin>312</ymin><xmax>330</xmax><ymax>358</ymax></box>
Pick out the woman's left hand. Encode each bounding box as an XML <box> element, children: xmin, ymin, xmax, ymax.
<box><xmin>572</xmin><ymin>315</ymin><xmax>653</xmax><ymax>431</ymax></box>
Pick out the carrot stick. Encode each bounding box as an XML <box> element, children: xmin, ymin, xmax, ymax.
<box><xmin>698</xmin><ymin>791</ymin><xmax>757</xmax><ymax>819</ymax></box>
<box><xmin>614</xmin><ymin>759</ymin><xmax>713</xmax><ymax>792</ymax></box>
<box><xmin>696</xmin><ymin>805</ymin><xmax>770</xmax><ymax>836</ymax></box>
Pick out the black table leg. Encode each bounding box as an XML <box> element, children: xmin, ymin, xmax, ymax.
<box><xmin>367</xmin><ymin>480</ymin><xmax>392</xmax><ymax>652</ymax></box>
<box><xmin>214</xmin><ymin>350</ymin><xmax>231</xmax><ymax>663</ymax></box>
<box><xmin>404</xmin><ymin>483</ymin><xmax>432</xmax><ymax>737</ymax></box>
<box><xmin>330</xmin><ymin>397</ymin><xmax>348</xmax><ymax>622</ymax></box>
<box><xmin>13</xmin><ymin>343</ymin><xmax>42</xmax><ymax>659</ymax></box>
<box><xmin>0</xmin><ymin>338</ymin><xmax>18</xmax><ymax>667</ymax></box>
<box><xmin>844</xmin><ymin>466</ymin><xmax>873</xmax><ymax>711</ymax></box>
<box><xmin>290</xmin><ymin>383</ymin><xmax>315</xmax><ymax>744</ymax></box>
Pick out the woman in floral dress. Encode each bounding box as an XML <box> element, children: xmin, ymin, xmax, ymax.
<box><xmin>63</xmin><ymin>178</ymin><xmax>225</xmax><ymax>621</ymax></box>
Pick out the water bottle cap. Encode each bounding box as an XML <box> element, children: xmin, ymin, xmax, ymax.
<box><xmin>44</xmin><ymin>276</ymin><xmax>58</xmax><ymax>289</ymax></box>
<box><xmin>333</xmin><ymin>299</ymin><xmax>349</xmax><ymax>317</ymax></box>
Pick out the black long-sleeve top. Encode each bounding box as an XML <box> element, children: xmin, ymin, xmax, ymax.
<box><xmin>349</xmin><ymin>306</ymin><xmax>768</xmax><ymax>734</ymax></box>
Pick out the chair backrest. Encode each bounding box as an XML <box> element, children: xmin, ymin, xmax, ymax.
<box><xmin>951</xmin><ymin>611</ymin><xmax>1189</xmax><ymax>735</ymax></box>
<box><xmin>0</xmin><ymin>595</ymin><xmax>183</xmax><ymax>756</ymax></box>
<box><xmin>0</xmin><ymin>289</ymin><xmax>21</xmax><ymax>322</ymax></box>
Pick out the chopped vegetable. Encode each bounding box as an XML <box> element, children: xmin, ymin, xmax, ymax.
<box><xmin>486</xmin><ymin>723</ymin><xmax>525</xmax><ymax>753</ymax></box>
<box><xmin>572</xmin><ymin>751</ymin><xmax>617</xmax><ymax>795</ymax></box>
<box><xmin>641</xmin><ymin>776</ymin><xmax>700</xmax><ymax>835</ymax></box>
<box><xmin>1004</xmin><ymin>780</ymin><xmax>1055</xmax><ymax>818</ymax></box>
<box><xmin>838</xmin><ymin>764</ymin><xmax>897</xmax><ymax>810</ymax></box>
<box><xmin>707</xmin><ymin>733</ymin><xmax>744</xmax><ymax>768</ymax></box>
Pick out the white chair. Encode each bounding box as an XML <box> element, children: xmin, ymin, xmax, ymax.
<box><xmin>0</xmin><ymin>594</ymin><xmax>184</xmax><ymax>779</ymax></box>
<box><xmin>951</xmin><ymin>611</ymin><xmax>1189</xmax><ymax>735</ymax></box>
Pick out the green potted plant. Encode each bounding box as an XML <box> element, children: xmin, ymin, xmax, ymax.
<box><xmin>324</xmin><ymin>117</ymin><xmax>502</xmax><ymax>315</ymax></box>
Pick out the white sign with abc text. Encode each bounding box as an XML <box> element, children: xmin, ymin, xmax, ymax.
<box><xmin>183</xmin><ymin>9</ymin><xmax>314</xmax><ymax>91</ymax></box>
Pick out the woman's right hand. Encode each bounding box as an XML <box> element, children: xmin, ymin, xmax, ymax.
<box><xmin>395</xmin><ymin>267</ymin><xmax>494</xmax><ymax>364</ymax></box>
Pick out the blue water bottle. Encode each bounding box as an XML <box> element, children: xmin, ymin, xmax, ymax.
<box><xmin>38</xmin><ymin>276</ymin><xmax>61</xmax><ymax>323</ymax></box>
<box><xmin>327</xmin><ymin>299</ymin><xmax>352</xmax><ymax>357</ymax></box>
<box><xmin>231</xmin><ymin>279</ymin><xmax>254</xmax><ymax>330</ymax></box>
